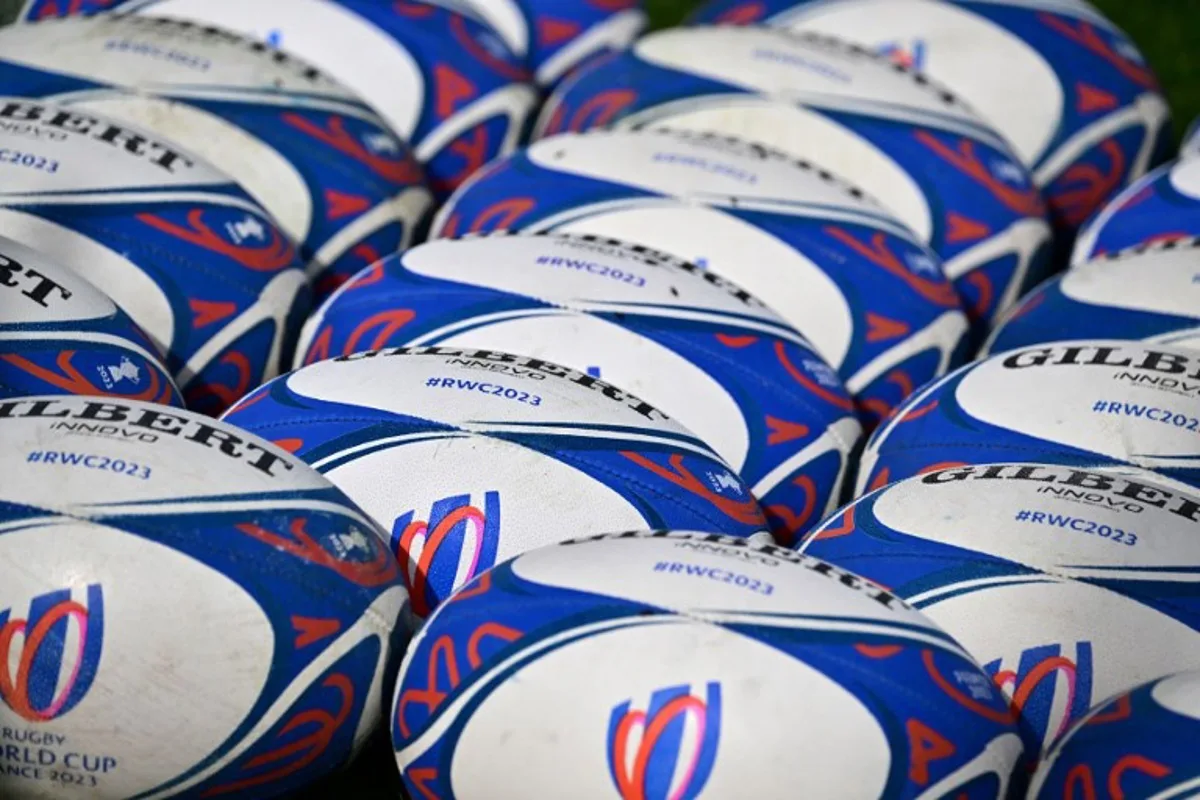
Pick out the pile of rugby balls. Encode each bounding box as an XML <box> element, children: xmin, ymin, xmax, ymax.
<box><xmin>0</xmin><ymin>0</ymin><xmax>1198</xmax><ymax>797</ymax></box>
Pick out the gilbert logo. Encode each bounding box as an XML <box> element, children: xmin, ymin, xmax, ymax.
<box><xmin>0</xmin><ymin>585</ymin><xmax>104</xmax><ymax>722</ymax></box>
<box><xmin>393</xmin><ymin>491</ymin><xmax>501</xmax><ymax>616</ymax></box>
<box><xmin>608</xmin><ymin>682</ymin><xmax>722</xmax><ymax>800</ymax></box>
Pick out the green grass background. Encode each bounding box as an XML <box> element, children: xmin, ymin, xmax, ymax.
<box><xmin>0</xmin><ymin>0</ymin><xmax>1193</xmax><ymax>797</ymax></box>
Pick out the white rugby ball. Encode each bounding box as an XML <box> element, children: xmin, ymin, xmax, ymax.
<box><xmin>0</xmin><ymin>98</ymin><xmax>309</xmax><ymax>414</ymax></box>
<box><xmin>536</xmin><ymin>25</ymin><xmax>1054</xmax><ymax>326</ymax></box>
<box><xmin>691</xmin><ymin>0</ymin><xmax>1173</xmax><ymax>234</ymax></box>
<box><xmin>222</xmin><ymin>346</ymin><xmax>770</xmax><ymax>615</ymax></box>
<box><xmin>0</xmin><ymin>13</ymin><xmax>433</xmax><ymax>295</ymax></box>
<box><xmin>432</xmin><ymin>129</ymin><xmax>969</xmax><ymax>425</ymax></box>
<box><xmin>0</xmin><ymin>395</ymin><xmax>407</xmax><ymax>799</ymax></box>
<box><xmin>297</xmin><ymin>231</ymin><xmax>863</xmax><ymax>542</ymax></box>
<box><xmin>804</xmin><ymin>462</ymin><xmax>1200</xmax><ymax>751</ymax></box>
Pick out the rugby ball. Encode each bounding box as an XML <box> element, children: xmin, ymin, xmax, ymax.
<box><xmin>0</xmin><ymin>13</ymin><xmax>432</xmax><ymax>298</ymax></box>
<box><xmin>691</xmin><ymin>0</ymin><xmax>1173</xmax><ymax>236</ymax></box>
<box><xmin>433</xmin><ymin>129</ymin><xmax>970</xmax><ymax>425</ymax></box>
<box><xmin>421</xmin><ymin>0</ymin><xmax>648</xmax><ymax>86</ymax></box>
<box><xmin>221</xmin><ymin>346</ymin><xmax>769</xmax><ymax>615</ymax></box>
<box><xmin>392</xmin><ymin>530</ymin><xmax>1027</xmax><ymax>798</ymax></box>
<box><xmin>1072</xmin><ymin>156</ymin><xmax>1200</xmax><ymax>264</ymax></box>
<box><xmin>0</xmin><ymin>395</ymin><xmax>408</xmax><ymax>799</ymax></box>
<box><xmin>0</xmin><ymin>234</ymin><xmax>182</xmax><ymax>406</ymax></box>
<box><xmin>1030</xmin><ymin>668</ymin><xmax>1200</xmax><ymax>799</ymax></box>
<box><xmin>297</xmin><ymin>232</ymin><xmax>863</xmax><ymax>543</ymax></box>
<box><xmin>536</xmin><ymin>25</ymin><xmax>1054</xmax><ymax>327</ymax></box>
<box><xmin>803</xmin><ymin>463</ymin><xmax>1200</xmax><ymax>752</ymax></box>
<box><xmin>986</xmin><ymin>239</ymin><xmax>1200</xmax><ymax>355</ymax></box>
<box><xmin>0</xmin><ymin>99</ymin><xmax>308</xmax><ymax>415</ymax></box>
<box><xmin>858</xmin><ymin>340</ymin><xmax>1200</xmax><ymax>494</ymax></box>
<box><xmin>1185</xmin><ymin>115</ymin><xmax>1200</xmax><ymax>160</ymax></box>
<box><xmin>26</xmin><ymin>0</ymin><xmax>540</xmax><ymax>197</ymax></box>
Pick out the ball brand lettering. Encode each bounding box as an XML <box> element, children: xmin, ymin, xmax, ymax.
<box><xmin>922</xmin><ymin>464</ymin><xmax>1200</xmax><ymax>524</ymax></box>
<box><xmin>559</xmin><ymin>532</ymin><xmax>906</xmax><ymax>610</ymax></box>
<box><xmin>1002</xmin><ymin>344</ymin><xmax>1200</xmax><ymax>379</ymax></box>
<box><xmin>123</xmin><ymin>16</ymin><xmax>325</xmax><ymax>83</ymax></box>
<box><xmin>341</xmin><ymin>347</ymin><xmax>672</xmax><ymax>422</ymax></box>
<box><xmin>0</xmin><ymin>101</ymin><xmax>193</xmax><ymax>173</ymax></box>
<box><xmin>0</xmin><ymin>252</ymin><xmax>70</xmax><ymax>307</ymax></box>
<box><xmin>0</xmin><ymin>585</ymin><xmax>103</xmax><ymax>723</ymax></box>
<box><xmin>443</xmin><ymin>359</ymin><xmax>548</xmax><ymax>381</ymax></box>
<box><xmin>0</xmin><ymin>399</ymin><xmax>293</xmax><ymax>477</ymax></box>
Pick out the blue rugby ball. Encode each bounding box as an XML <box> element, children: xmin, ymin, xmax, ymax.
<box><xmin>691</xmin><ymin>0</ymin><xmax>1173</xmax><ymax>237</ymax></box>
<box><xmin>1073</xmin><ymin>155</ymin><xmax>1200</xmax><ymax>265</ymax></box>
<box><xmin>222</xmin><ymin>346</ymin><xmax>769</xmax><ymax>615</ymax></box>
<box><xmin>1031</xmin><ymin>668</ymin><xmax>1200</xmax><ymax>799</ymax></box>
<box><xmin>803</xmin><ymin>462</ymin><xmax>1200</xmax><ymax>752</ymax></box>
<box><xmin>433</xmin><ymin>128</ymin><xmax>971</xmax><ymax>427</ymax></box>
<box><xmin>423</xmin><ymin>0</ymin><xmax>647</xmax><ymax>86</ymax></box>
<box><xmin>297</xmin><ymin>231</ymin><xmax>862</xmax><ymax>543</ymax></box>
<box><xmin>0</xmin><ymin>234</ymin><xmax>182</xmax><ymax>406</ymax></box>
<box><xmin>858</xmin><ymin>340</ymin><xmax>1200</xmax><ymax>494</ymax></box>
<box><xmin>986</xmin><ymin>238</ymin><xmax>1200</xmax><ymax>356</ymax></box>
<box><xmin>393</xmin><ymin>530</ymin><xmax>1027</xmax><ymax>798</ymax></box>
<box><xmin>535</xmin><ymin>24</ymin><xmax>1054</xmax><ymax>327</ymax></box>
<box><xmin>0</xmin><ymin>12</ymin><xmax>433</xmax><ymax>298</ymax></box>
<box><xmin>10</xmin><ymin>0</ymin><xmax>538</xmax><ymax>201</ymax></box>
<box><xmin>0</xmin><ymin>99</ymin><xmax>309</xmax><ymax>415</ymax></box>
<box><xmin>0</xmin><ymin>395</ymin><xmax>407</xmax><ymax>799</ymax></box>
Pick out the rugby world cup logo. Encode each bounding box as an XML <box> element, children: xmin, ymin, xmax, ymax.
<box><xmin>393</xmin><ymin>491</ymin><xmax>501</xmax><ymax>616</ymax></box>
<box><xmin>0</xmin><ymin>585</ymin><xmax>104</xmax><ymax>722</ymax></box>
<box><xmin>985</xmin><ymin>641</ymin><xmax>1094</xmax><ymax>748</ymax></box>
<box><xmin>878</xmin><ymin>39</ymin><xmax>928</xmax><ymax>71</ymax></box>
<box><xmin>607</xmin><ymin>682</ymin><xmax>722</xmax><ymax>800</ymax></box>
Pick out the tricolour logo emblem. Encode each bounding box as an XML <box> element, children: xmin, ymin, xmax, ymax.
<box><xmin>393</xmin><ymin>491</ymin><xmax>501</xmax><ymax>616</ymax></box>
<box><xmin>607</xmin><ymin>682</ymin><xmax>722</xmax><ymax>800</ymax></box>
<box><xmin>985</xmin><ymin>641</ymin><xmax>1094</xmax><ymax>748</ymax></box>
<box><xmin>878</xmin><ymin>39</ymin><xmax>928</xmax><ymax>71</ymax></box>
<box><xmin>0</xmin><ymin>584</ymin><xmax>104</xmax><ymax>722</ymax></box>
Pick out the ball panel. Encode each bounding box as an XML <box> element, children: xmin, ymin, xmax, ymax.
<box><xmin>861</xmin><ymin>341</ymin><xmax>1200</xmax><ymax>493</ymax></box>
<box><xmin>433</xmin><ymin>130</ymin><xmax>969</xmax><ymax>423</ymax></box>
<box><xmin>0</xmin><ymin>396</ymin><xmax>408</xmax><ymax>797</ymax></box>
<box><xmin>0</xmin><ymin>13</ymin><xmax>433</xmax><ymax>298</ymax></box>
<box><xmin>0</xmin><ymin>518</ymin><xmax>274</xmax><ymax>798</ymax></box>
<box><xmin>806</xmin><ymin>464</ymin><xmax>1200</xmax><ymax>750</ymax></box>
<box><xmin>1030</xmin><ymin>670</ymin><xmax>1200</xmax><ymax>799</ymax></box>
<box><xmin>0</xmin><ymin>234</ymin><xmax>182</xmax><ymax>406</ymax></box>
<box><xmin>538</xmin><ymin>27</ymin><xmax>1052</xmax><ymax>325</ymax></box>
<box><xmin>987</xmin><ymin>241</ymin><xmax>1200</xmax><ymax>355</ymax></box>
<box><xmin>393</xmin><ymin>532</ymin><xmax>1026</xmax><ymax>798</ymax></box>
<box><xmin>0</xmin><ymin>100</ymin><xmax>309</xmax><ymax>411</ymax></box>
<box><xmin>1072</xmin><ymin>159</ymin><xmax>1200</xmax><ymax>264</ymax></box>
